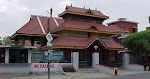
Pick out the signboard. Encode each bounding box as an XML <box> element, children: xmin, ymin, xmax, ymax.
<box><xmin>43</xmin><ymin>50</ymin><xmax>63</xmax><ymax>61</ymax></box>
<box><xmin>46</xmin><ymin>32</ymin><xmax>53</xmax><ymax>42</ymax></box>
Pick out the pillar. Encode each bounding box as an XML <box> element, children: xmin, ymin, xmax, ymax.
<box><xmin>122</xmin><ymin>53</ymin><xmax>129</xmax><ymax>69</ymax></box>
<box><xmin>28</xmin><ymin>49</ymin><xmax>31</xmax><ymax>63</ymax></box>
<box><xmin>71</xmin><ymin>52</ymin><xmax>79</xmax><ymax>70</ymax></box>
<box><xmin>92</xmin><ymin>53</ymin><xmax>99</xmax><ymax>68</ymax></box>
<box><xmin>5</xmin><ymin>48</ymin><xmax>9</xmax><ymax>63</ymax></box>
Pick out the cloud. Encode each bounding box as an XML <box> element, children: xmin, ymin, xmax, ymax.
<box><xmin>0</xmin><ymin>0</ymin><xmax>150</xmax><ymax>38</ymax></box>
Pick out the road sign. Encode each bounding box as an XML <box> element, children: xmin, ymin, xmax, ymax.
<box><xmin>46</xmin><ymin>32</ymin><xmax>53</xmax><ymax>42</ymax></box>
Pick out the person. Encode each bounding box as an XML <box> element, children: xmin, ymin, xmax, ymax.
<box><xmin>143</xmin><ymin>56</ymin><xmax>148</xmax><ymax>71</ymax></box>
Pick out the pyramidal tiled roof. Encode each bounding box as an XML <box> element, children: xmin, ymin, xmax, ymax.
<box><xmin>16</xmin><ymin>15</ymin><xmax>64</xmax><ymax>35</ymax></box>
<box><xmin>65</xmin><ymin>6</ymin><xmax>108</xmax><ymax>17</ymax></box>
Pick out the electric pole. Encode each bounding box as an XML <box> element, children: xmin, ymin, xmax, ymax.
<box><xmin>46</xmin><ymin>8</ymin><xmax>53</xmax><ymax>79</ymax></box>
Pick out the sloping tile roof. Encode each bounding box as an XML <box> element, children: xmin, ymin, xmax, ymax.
<box><xmin>16</xmin><ymin>15</ymin><xmax>64</xmax><ymax>35</ymax></box>
<box><xmin>52</xmin><ymin>36</ymin><xmax>95</xmax><ymax>47</ymax></box>
<box><xmin>53</xmin><ymin>20</ymin><xmax>115</xmax><ymax>32</ymax></box>
<box><xmin>52</xmin><ymin>36</ymin><xmax>124</xmax><ymax>50</ymax></box>
<box><xmin>100</xmin><ymin>38</ymin><xmax>124</xmax><ymax>49</ymax></box>
<box><xmin>65</xmin><ymin>6</ymin><xmax>108</xmax><ymax>17</ymax></box>
<box><xmin>15</xmin><ymin>15</ymin><xmax>115</xmax><ymax>36</ymax></box>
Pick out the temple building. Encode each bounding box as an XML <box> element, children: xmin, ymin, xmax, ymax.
<box><xmin>11</xmin><ymin>6</ymin><xmax>138</xmax><ymax>68</ymax></box>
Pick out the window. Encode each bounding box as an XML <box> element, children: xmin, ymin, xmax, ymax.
<box><xmin>133</xmin><ymin>27</ymin><xmax>137</xmax><ymax>33</ymax></box>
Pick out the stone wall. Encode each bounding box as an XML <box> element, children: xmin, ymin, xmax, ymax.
<box><xmin>31</xmin><ymin>52</ymin><xmax>43</xmax><ymax>63</ymax></box>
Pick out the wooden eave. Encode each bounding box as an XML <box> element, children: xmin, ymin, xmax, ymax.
<box><xmin>107</xmin><ymin>48</ymin><xmax>125</xmax><ymax>50</ymax></box>
<box><xmin>10</xmin><ymin>33</ymin><xmax>46</xmax><ymax>39</ymax></box>
<box><xmin>51</xmin><ymin>27</ymin><xmax>117</xmax><ymax>35</ymax></box>
<box><xmin>58</xmin><ymin>11</ymin><xmax>109</xmax><ymax>19</ymax></box>
<box><xmin>52</xmin><ymin>45</ymin><xmax>85</xmax><ymax>49</ymax></box>
<box><xmin>52</xmin><ymin>45</ymin><xmax>124</xmax><ymax>50</ymax></box>
<box><xmin>11</xmin><ymin>33</ymin><xmax>58</xmax><ymax>40</ymax></box>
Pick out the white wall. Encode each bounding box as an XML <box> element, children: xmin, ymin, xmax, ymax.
<box><xmin>31</xmin><ymin>63</ymin><xmax>73</xmax><ymax>72</ymax></box>
<box><xmin>92</xmin><ymin>53</ymin><xmax>99</xmax><ymax>68</ymax></box>
<box><xmin>0</xmin><ymin>63</ymin><xmax>73</xmax><ymax>74</ymax></box>
<box><xmin>31</xmin><ymin>63</ymin><xmax>61</xmax><ymax>72</ymax></box>
<box><xmin>94</xmin><ymin>64</ymin><xmax>117</xmax><ymax>75</ymax></box>
<box><xmin>0</xmin><ymin>63</ymin><xmax>31</xmax><ymax>74</ymax></box>
<box><xmin>72</xmin><ymin>52</ymin><xmax>79</xmax><ymax>70</ymax></box>
<box><xmin>123</xmin><ymin>53</ymin><xmax>145</xmax><ymax>71</ymax></box>
<box><xmin>122</xmin><ymin>53</ymin><xmax>129</xmax><ymax>69</ymax></box>
<box><xmin>28</xmin><ymin>49</ymin><xmax>31</xmax><ymax>63</ymax></box>
<box><xmin>5</xmin><ymin>48</ymin><xmax>9</xmax><ymax>63</ymax></box>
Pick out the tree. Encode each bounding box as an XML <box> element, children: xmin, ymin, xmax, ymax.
<box><xmin>2</xmin><ymin>36</ymin><xmax>11</xmax><ymax>45</ymax></box>
<box><xmin>122</xmin><ymin>30</ymin><xmax>150</xmax><ymax>63</ymax></box>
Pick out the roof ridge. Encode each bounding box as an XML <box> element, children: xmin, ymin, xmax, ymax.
<box><xmin>31</xmin><ymin>15</ymin><xmax>49</xmax><ymax>18</ymax></box>
<box><xmin>66</xmin><ymin>6</ymin><xmax>100</xmax><ymax>12</ymax></box>
<box><xmin>31</xmin><ymin>15</ymin><xmax>63</xmax><ymax>19</ymax></box>
<box><xmin>108</xmin><ymin>20</ymin><xmax>138</xmax><ymax>24</ymax></box>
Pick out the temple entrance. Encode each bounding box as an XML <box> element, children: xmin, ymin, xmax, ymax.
<box><xmin>79</xmin><ymin>40</ymin><xmax>101</xmax><ymax>68</ymax></box>
<box><xmin>63</xmin><ymin>39</ymin><xmax>123</xmax><ymax>68</ymax></box>
<box><xmin>79</xmin><ymin>50</ymin><xmax>92</xmax><ymax>68</ymax></box>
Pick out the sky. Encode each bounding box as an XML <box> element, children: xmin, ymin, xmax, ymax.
<box><xmin>0</xmin><ymin>0</ymin><xmax>150</xmax><ymax>38</ymax></box>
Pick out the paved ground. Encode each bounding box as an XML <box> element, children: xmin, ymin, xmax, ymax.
<box><xmin>0</xmin><ymin>70</ymin><xmax>150</xmax><ymax>79</ymax></box>
<box><xmin>119</xmin><ymin>69</ymin><xmax>150</xmax><ymax>75</ymax></box>
<box><xmin>93</xmin><ymin>73</ymin><xmax>150</xmax><ymax>79</ymax></box>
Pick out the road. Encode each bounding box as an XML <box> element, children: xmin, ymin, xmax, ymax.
<box><xmin>90</xmin><ymin>73</ymin><xmax>150</xmax><ymax>79</ymax></box>
<box><xmin>0</xmin><ymin>71</ymin><xmax>150</xmax><ymax>79</ymax></box>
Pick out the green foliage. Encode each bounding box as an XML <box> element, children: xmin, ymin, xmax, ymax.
<box><xmin>31</xmin><ymin>47</ymin><xmax>43</xmax><ymax>52</ymax></box>
<box><xmin>122</xmin><ymin>30</ymin><xmax>150</xmax><ymax>56</ymax></box>
<box><xmin>2</xmin><ymin>36</ymin><xmax>11</xmax><ymax>45</ymax></box>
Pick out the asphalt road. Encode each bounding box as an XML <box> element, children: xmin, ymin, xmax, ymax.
<box><xmin>88</xmin><ymin>73</ymin><xmax>150</xmax><ymax>79</ymax></box>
